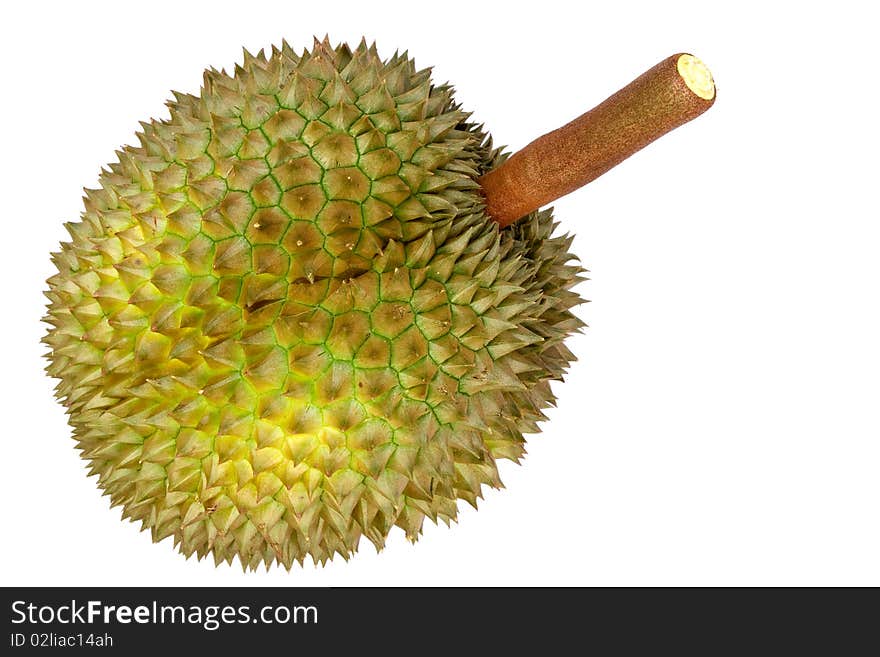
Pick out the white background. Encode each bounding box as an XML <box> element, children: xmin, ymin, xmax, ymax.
<box><xmin>1</xmin><ymin>1</ymin><xmax>877</xmax><ymax>586</ymax></box>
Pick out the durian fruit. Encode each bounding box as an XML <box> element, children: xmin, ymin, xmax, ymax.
<box><xmin>43</xmin><ymin>38</ymin><xmax>714</xmax><ymax>569</ymax></box>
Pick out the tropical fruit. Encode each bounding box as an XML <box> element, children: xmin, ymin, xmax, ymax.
<box><xmin>44</xmin><ymin>38</ymin><xmax>584</xmax><ymax>568</ymax></box>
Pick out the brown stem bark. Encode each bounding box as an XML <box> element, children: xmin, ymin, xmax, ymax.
<box><xmin>479</xmin><ymin>53</ymin><xmax>716</xmax><ymax>227</ymax></box>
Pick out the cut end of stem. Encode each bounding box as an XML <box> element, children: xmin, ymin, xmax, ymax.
<box><xmin>677</xmin><ymin>54</ymin><xmax>715</xmax><ymax>100</ymax></box>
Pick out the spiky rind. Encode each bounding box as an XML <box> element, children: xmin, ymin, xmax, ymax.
<box><xmin>43</xmin><ymin>37</ymin><xmax>585</xmax><ymax>569</ymax></box>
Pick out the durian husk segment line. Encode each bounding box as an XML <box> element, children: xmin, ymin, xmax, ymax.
<box><xmin>480</xmin><ymin>53</ymin><xmax>716</xmax><ymax>227</ymax></box>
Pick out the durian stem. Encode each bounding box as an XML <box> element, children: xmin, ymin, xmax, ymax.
<box><xmin>479</xmin><ymin>53</ymin><xmax>716</xmax><ymax>227</ymax></box>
